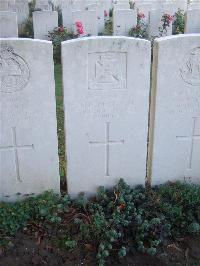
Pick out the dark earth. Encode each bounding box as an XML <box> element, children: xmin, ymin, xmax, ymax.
<box><xmin>0</xmin><ymin>231</ymin><xmax>199</xmax><ymax>265</ymax></box>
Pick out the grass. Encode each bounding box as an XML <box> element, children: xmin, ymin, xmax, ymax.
<box><xmin>54</xmin><ymin>64</ymin><xmax>66</xmax><ymax>180</ymax></box>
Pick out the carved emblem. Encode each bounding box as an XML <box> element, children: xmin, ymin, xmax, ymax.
<box><xmin>88</xmin><ymin>52</ymin><xmax>127</xmax><ymax>90</ymax></box>
<box><xmin>180</xmin><ymin>47</ymin><xmax>200</xmax><ymax>86</ymax></box>
<box><xmin>0</xmin><ymin>44</ymin><xmax>30</xmax><ymax>93</ymax></box>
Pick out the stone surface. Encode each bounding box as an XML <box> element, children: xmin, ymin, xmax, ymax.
<box><xmin>149</xmin><ymin>34</ymin><xmax>200</xmax><ymax>185</ymax></box>
<box><xmin>185</xmin><ymin>9</ymin><xmax>200</xmax><ymax>34</ymax></box>
<box><xmin>62</xmin><ymin>7</ymin><xmax>73</xmax><ymax>31</ymax></box>
<box><xmin>33</xmin><ymin>11</ymin><xmax>58</xmax><ymax>40</ymax></box>
<box><xmin>35</xmin><ymin>0</ymin><xmax>52</xmax><ymax>11</ymax></box>
<box><xmin>0</xmin><ymin>11</ymin><xmax>18</xmax><ymax>38</ymax></box>
<box><xmin>113</xmin><ymin>9</ymin><xmax>137</xmax><ymax>36</ymax></box>
<box><xmin>87</xmin><ymin>3</ymin><xmax>105</xmax><ymax>34</ymax></box>
<box><xmin>62</xmin><ymin>36</ymin><xmax>151</xmax><ymax>197</ymax></box>
<box><xmin>72</xmin><ymin>10</ymin><xmax>98</xmax><ymax>36</ymax></box>
<box><xmin>148</xmin><ymin>9</ymin><xmax>172</xmax><ymax>38</ymax></box>
<box><xmin>15</xmin><ymin>0</ymin><xmax>29</xmax><ymax>34</ymax></box>
<box><xmin>0</xmin><ymin>0</ymin><xmax>15</xmax><ymax>11</ymax></box>
<box><xmin>0</xmin><ymin>39</ymin><xmax>60</xmax><ymax>201</ymax></box>
<box><xmin>113</xmin><ymin>2</ymin><xmax>130</xmax><ymax>10</ymax></box>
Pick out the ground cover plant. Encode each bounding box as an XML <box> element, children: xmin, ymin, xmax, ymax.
<box><xmin>0</xmin><ymin>180</ymin><xmax>199</xmax><ymax>265</ymax></box>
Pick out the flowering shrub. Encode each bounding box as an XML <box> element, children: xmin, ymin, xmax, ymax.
<box><xmin>75</xmin><ymin>21</ymin><xmax>84</xmax><ymax>35</ymax></box>
<box><xmin>48</xmin><ymin>26</ymin><xmax>77</xmax><ymax>63</ymax></box>
<box><xmin>129</xmin><ymin>12</ymin><xmax>148</xmax><ymax>39</ymax></box>
<box><xmin>159</xmin><ymin>13</ymin><xmax>174</xmax><ymax>37</ymax></box>
<box><xmin>173</xmin><ymin>9</ymin><xmax>185</xmax><ymax>34</ymax></box>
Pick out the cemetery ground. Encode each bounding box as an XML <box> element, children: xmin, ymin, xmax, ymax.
<box><xmin>0</xmin><ymin>64</ymin><xmax>200</xmax><ymax>266</ymax></box>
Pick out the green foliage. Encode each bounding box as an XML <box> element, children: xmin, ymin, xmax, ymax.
<box><xmin>109</xmin><ymin>8</ymin><xmax>113</xmax><ymax>18</ymax></box>
<box><xmin>74</xmin><ymin>180</ymin><xmax>200</xmax><ymax>265</ymax></box>
<box><xmin>159</xmin><ymin>13</ymin><xmax>174</xmax><ymax>37</ymax></box>
<box><xmin>156</xmin><ymin>181</ymin><xmax>200</xmax><ymax>236</ymax></box>
<box><xmin>21</xmin><ymin>0</ymin><xmax>35</xmax><ymax>38</ymax></box>
<box><xmin>49</xmin><ymin>0</ymin><xmax>63</xmax><ymax>26</ymax></box>
<box><xmin>129</xmin><ymin>1</ymin><xmax>135</xmax><ymax>10</ymax></box>
<box><xmin>0</xmin><ymin>191</ymin><xmax>70</xmax><ymax>242</ymax></box>
<box><xmin>64</xmin><ymin>237</ymin><xmax>77</xmax><ymax>250</ymax></box>
<box><xmin>103</xmin><ymin>19</ymin><xmax>113</xmax><ymax>36</ymax></box>
<box><xmin>54</xmin><ymin>64</ymin><xmax>66</xmax><ymax>179</ymax></box>
<box><xmin>0</xmin><ymin>180</ymin><xmax>199</xmax><ymax>265</ymax></box>
<box><xmin>173</xmin><ymin>9</ymin><xmax>185</xmax><ymax>34</ymax></box>
<box><xmin>48</xmin><ymin>27</ymin><xmax>77</xmax><ymax>63</ymax></box>
<box><xmin>129</xmin><ymin>12</ymin><xmax>148</xmax><ymax>39</ymax></box>
<box><xmin>103</xmin><ymin>9</ymin><xmax>114</xmax><ymax>36</ymax></box>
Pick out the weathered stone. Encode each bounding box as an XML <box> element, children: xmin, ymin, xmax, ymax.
<box><xmin>113</xmin><ymin>9</ymin><xmax>137</xmax><ymax>36</ymax></box>
<box><xmin>33</xmin><ymin>11</ymin><xmax>58</xmax><ymax>40</ymax></box>
<box><xmin>72</xmin><ymin>10</ymin><xmax>98</xmax><ymax>36</ymax></box>
<box><xmin>185</xmin><ymin>9</ymin><xmax>200</xmax><ymax>34</ymax></box>
<box><xmin>0</xmin><ymin>39</ymin><xmax>60</xmax><ymax>201</ymax></box>
<box><xmin>62</xmin><ymin>36</ymin><xmax>151</xmax><ymax>197</ymax></box>
<box><xmin>149</xmin><ymin>34</ymin><xmax>200</xmax><ymax>185</ymax></box>
<box><xmin>0</xmin><ymin>11</ymin><xmax>18</xmax><ymax>38</ymax></box>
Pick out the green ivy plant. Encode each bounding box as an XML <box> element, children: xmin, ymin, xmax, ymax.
<box><xmin>173</xmin><ymin>9</ymin><xmax>185</xmax><ymax>34</ymax></box>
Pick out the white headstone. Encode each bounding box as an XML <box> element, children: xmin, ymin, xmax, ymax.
<box><xmin>35</xmin><ymin>0</ymin><xmax>52</xmax><ymax>11</ymax></box>
<box><xmin>62</xmin><ymin>8</ymin><xmax>73</xmax><ymax>31</ymax></box>
<box><xmin>0</xmin><ymin>0</ymin><xmax>15</xmax><ymax>11</ymax></box>
<box><xmin>188</xmin><ymin>1</ymin><xmax>200</xmax><ymax>9</ymax></box>
<box><xmin>185</xmin><ymin>9</ymin><xmax>200</xmax><ymax>34</ymax></box>
<box><xmin>114</xmin><ymin>2</ymin><xmax>130</xmax><ymax>10</ymax></box>
<box><xmin>33</xmin><ymin>11</ymin><xmax>58</xmax><ymax>40</ymax></box>
<box><xmin>72</xmin><ymin>10</ymin><xmax>98</xmax><ymax>36</ymax></box>
<box><xmin>0</xmin><ymin>39</ymin><xmax>60</xmax><ymax>201</ymax></box>
<box><xmin>113</xmin><ymin>9</ymin><xmax>137</xmax><ymax>36</ymax></box>
<box><xmin>87</xmin><ymin>3</ymin><xmax>105</xmax><ymax>34</ymax></box>
<box><xmin>0</xmin><ymin>11</ymin><xmax>18</xmax><ymax>38</ymax></box>
<box><xmin>148</xmin><ymin>9</ymin><xmax>173</xmax><ymax>38</ymax></box>
<box><xmin>149</xmin><ymin>34</ymin><xmax>200</xmax><ymax>185</ymax></box>
<box><xmin>62</xmin><ymin>36</ymin><xmax>151</xmax><ymax>197</ymax></box>
<box><xmin>15</xmin><ymin>0</ymin><xmax>29</xmax><ymax>34</ymax></box>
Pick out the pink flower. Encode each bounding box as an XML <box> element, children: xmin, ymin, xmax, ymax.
<box><xmin>75</xmin><ymin>21</ymin><xmax>84</xmax><ymax>35</ymax></box>
<box><xmin>58</xmin><ymin>26</ymin><xmax>65</xmax><ymax>33</ymax></box>
<box><xmin>138</xmin><ymin>12</ymin><xmax>145</xmax><ymax>19</ymax></box>
<box><xmin>75</xmin><ymin>21</ymin><xmax>83</xmax><ymax>28</ymax></box>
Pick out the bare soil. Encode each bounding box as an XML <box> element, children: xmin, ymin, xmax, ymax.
<box><xmin>0</xmin><ymin>231</ymin><xmax>199</xmax><ymax>266</ymax></box>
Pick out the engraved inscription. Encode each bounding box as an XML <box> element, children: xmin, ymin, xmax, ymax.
<box><xmin>180</xmin><ymin>47</ymin><xmax>200</xmax><ymax>86</ymax></box>
<box><xmin>88</xmin><ymin>52</ymin><xmax>127</xmax><ymax>90</ymax></box>
<box><xmin>89</xmin><ymin>122</ymin><xmax>124</xmax><ymax>176</ymax></box>
<box><xmin>0</xmin><ymin>127</ymin><xmax>34</xmax><ymax>182</ymax></box>
<box><xmin>69</xmin><ymin>94</ymin><xmax>135</xmax><ymax>119</ymax></box>
<box><xmin>176</xmin><ymin>117</ymin><xmax>200</xmax><ymax>170</ymax></box>
<box><xmin>0</xmin><ymin>44</ymin><xmax>30</xmax><ymax>93</ymax></box>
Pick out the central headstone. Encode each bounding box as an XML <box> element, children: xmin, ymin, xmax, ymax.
<box><xmin>62</xmin><ymin>37</ymin><xmax>151</xmax><ymax>197</ymax></box>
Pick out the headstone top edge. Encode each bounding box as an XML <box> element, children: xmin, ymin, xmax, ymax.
<box><xmin>61</xmin><ymin>36</ymin><xmax>151</xmax><ymax>46</ymax></box>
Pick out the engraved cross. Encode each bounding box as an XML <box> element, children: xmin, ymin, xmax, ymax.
<box><xmin>176</xmin><ymin>117</ymin><xmax>200</xmax><ymax>170</ymax></box>
<box><xmin>0</xmin><ymin>127</ymin><xmax>34</xmax><ymax>182</ymax></box>
<box><xmin>89</xmin><ymin>122</ymin><xmax>124</xmax><ymax>177</ymax></box>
